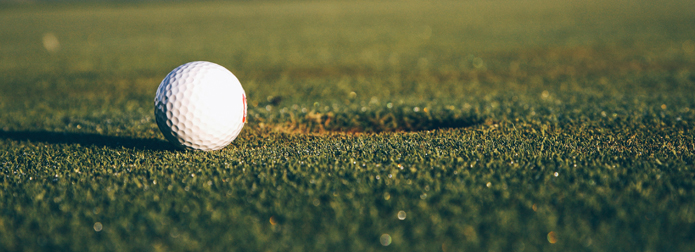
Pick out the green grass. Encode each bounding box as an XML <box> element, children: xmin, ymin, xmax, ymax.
<box><xmin>1</xmin><ymin>0</ymin><xmax>695</xmax><ymax>251</ymax></box>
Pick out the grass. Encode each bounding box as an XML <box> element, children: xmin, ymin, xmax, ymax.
<box><xmin>1</xmin><ymin>0</ymin><xmax>695</xmax><ymax>251</ymax></box>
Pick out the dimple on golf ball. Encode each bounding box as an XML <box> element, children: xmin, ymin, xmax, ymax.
<box><xmin>154</xmin><ymin>61</ymin><xmax>247</xmax><ymax>151</ymax></box>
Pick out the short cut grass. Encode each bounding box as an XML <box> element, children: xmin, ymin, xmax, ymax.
<box><xmin>1</xmin><ymin>0</ymin><xmax>694</xmax><ymax>251</ymax></box>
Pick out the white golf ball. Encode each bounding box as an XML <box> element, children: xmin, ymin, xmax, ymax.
<box><xmin>154</xmin><ymin>61</ymin><xmax>247</xmax><ymax>151</ymax></box>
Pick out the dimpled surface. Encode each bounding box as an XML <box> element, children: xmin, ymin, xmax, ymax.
<box><xmin>154</xmin><ymin>61</ymin><xmax>246</xmax><ymax>151</ymax></box>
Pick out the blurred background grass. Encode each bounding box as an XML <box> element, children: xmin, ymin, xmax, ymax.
<box><xmin>1</xmin><ymin>0</ymin><xmax>695</xmax><ymax>251</ymax></box>
<box><xmin>2</xmin><ymin>0</ymin><xmax>694</xmax><ymax>132</ymax></box>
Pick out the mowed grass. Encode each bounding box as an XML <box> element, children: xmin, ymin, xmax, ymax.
<box><xmin>1</xmin><ymin>0</ymin><xmax>695</xmax><ymax>251</ymax></box>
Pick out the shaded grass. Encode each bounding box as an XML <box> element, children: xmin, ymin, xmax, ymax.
<box><xmin>0</xmin><ymin>130</ymin><xmax>174</xmax><ymax>151</ymax></box>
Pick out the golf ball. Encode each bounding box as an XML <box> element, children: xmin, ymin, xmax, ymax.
<box><xmin>154</xmin><ymin>61</ymin><xmax>247</xmax><ymax>151</ymax></box>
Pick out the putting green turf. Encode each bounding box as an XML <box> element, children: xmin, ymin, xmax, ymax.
<box><xmin>1</xmin><ymin>0</ymin><xmax>695</xmax><ymax>251</ymax></box>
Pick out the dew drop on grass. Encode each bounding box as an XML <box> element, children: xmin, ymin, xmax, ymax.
<box><xmin>397</xmin><ymin>211</ymin><xmax>406</xmax><ymax>220</ymax></box>
<box><xmin>93</xmin><ymin>222</ymin><xmax>103</xmax><ymax>232</ymax></box>
<box><xmin>547</xmin><ymin>231</ymin><xmax>558</xmax><ymax>244</ymax></box>
<box><xmin>380</xmin><ymin>234</ymin><xmax>392</xmax><ymax>246</ymax></box>
<box><xmin>42</xmin><ymin>32</ymin><xmax>60</xmax><ymax>53</ymax></box>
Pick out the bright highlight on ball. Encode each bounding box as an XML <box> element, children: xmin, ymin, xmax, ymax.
<box><xmin>154</xmin><ymin>61</ymin><xmax>247</xmax><ymax>151</ymax></box>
